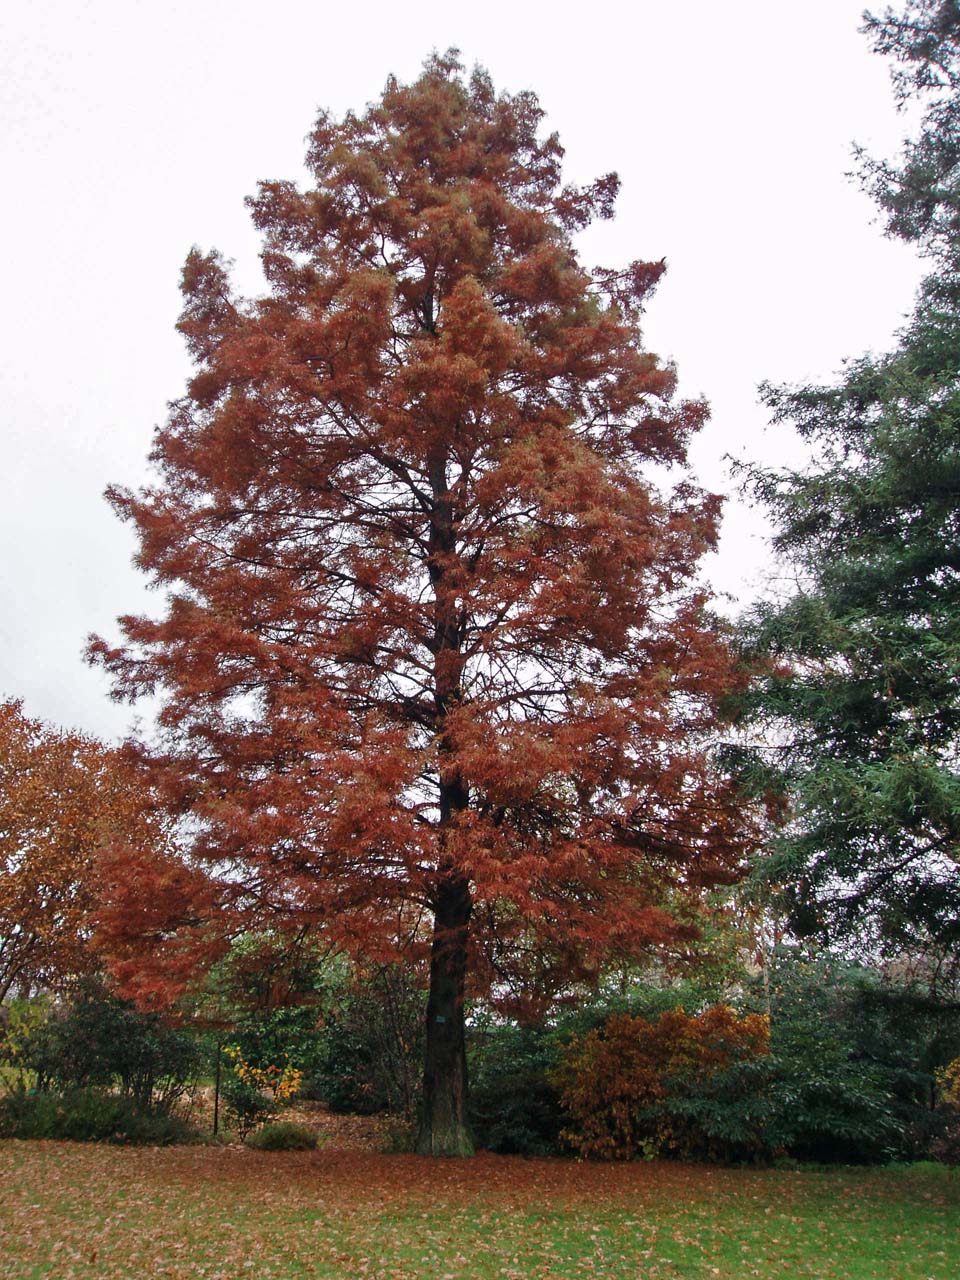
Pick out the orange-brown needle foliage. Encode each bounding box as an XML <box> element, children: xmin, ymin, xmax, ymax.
<box><xmin>90</xmin><ymin>53</ymin><xmax>758</xmax><ymax>1151</ymax></box>
<box><xmin>0</xmin><ymin>700</ymin><xmax>157</xmax><ymax>1001</ymax></box>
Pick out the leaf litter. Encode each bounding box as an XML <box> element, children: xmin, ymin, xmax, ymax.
<box><xmin>1</xmin><ymin>1142</ymin><xmax>958</xmax><ymax>1279</ymax></box>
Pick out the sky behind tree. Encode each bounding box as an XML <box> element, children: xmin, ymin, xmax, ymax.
<box><xmin>0</xmin><ymin>0</ymin><xmax>923</xmax><ymax>740</ymax></box>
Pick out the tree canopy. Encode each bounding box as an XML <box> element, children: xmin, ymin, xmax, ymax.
<box><xmin>0</xmin><ymin>701</ymin><xmax>153</xmax><ymax>1002</ymax></box>
<box><xmin>92</xmin><ymin>52</ymin><xmax>757</xmax><ymax>1153</ymax></box>
<box><xmin>736</xmin><ymin>2</ymin><xmax>960</xmax><ymax>966</ymax></box>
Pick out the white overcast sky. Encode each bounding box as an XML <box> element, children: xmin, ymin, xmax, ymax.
<box><xmin>1</xmin><ymin>0</ymin><xmax>924</xmax><ymax>742</ymax></box>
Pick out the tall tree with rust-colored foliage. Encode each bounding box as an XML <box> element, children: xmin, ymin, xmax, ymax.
<box><xmin>92</xmin><ymin>54</ymin><xmax>755</xmax><ymax>1155</ymax></box>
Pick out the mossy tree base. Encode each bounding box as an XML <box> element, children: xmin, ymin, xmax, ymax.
<box><xmin>415</xmin><ymin>1121</ymin><xmax>475</xmax><ymax>1158</ymax></box>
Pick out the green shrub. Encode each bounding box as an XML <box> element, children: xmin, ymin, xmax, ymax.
<box><xmin>245</xmin><ymin>1121</ymin><xmax>318</xmax><ymax>1151</ymax></box>
<box><xmin>3</xmin><ymin>983</ymin><xmax>204</xmax><ymax>1112</ymax></box>
<box><xmin>467</xmin><ymin>979</ymin><xmax>768</xmax><ymax>1159</ymax></box>
<box><xmin>466</xmin><ymin>962</ymin><xmax>960</xmax><ymax>1164</ymax></box>
<box><xmin>468</xmin><ymin>1021</ymin><xmax>565</xmax><ymax>1156</ymax></box>
<box><xmin>0</xmin><ymin>1088</ymin><xmax>64</xmax><ymax>1138</ymax></box>
<box><xmin>0</xmin><ymin>1087</ymin><xmax>198</xmax><ymax>1144</ymax></box>
<box><xmin>746</xmin><ymin>955</ymin><xmax>943</xmax><ymax>1163</ymax></box>
<box><xmin>305</xmin><ymin>965</ymin><xmax>424</xmax><ymax>1117</ymax></box>
<box><xmin>0</xmin><ymin>986</ymin><xmax>204</xmax><ymax>1146</ymax></box>
<box><xmin>219</xmin><ymin>1072</ymin><xmax>277</xmax><ymax>1140</ymax></box>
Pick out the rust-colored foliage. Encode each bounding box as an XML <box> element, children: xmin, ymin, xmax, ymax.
<box><xmin>90</xmin><ymin>53</ymin><xmax>758</xmax><ymax>1151</ymax></box>
<box><xmin>556</xmin><ymin>1006</ymin><xmax>770</xmax><ymax>1160</ymax></box>
<box><xmin>0</xmin><ymin>701</ymin><xmax>156</xmax><ymax>1001</ymax></box>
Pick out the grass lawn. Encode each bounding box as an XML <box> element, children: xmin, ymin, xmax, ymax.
<box><xmin>1</xmin><ymin>1142</ymin><xmax>958</xmax><ymax>1278</ymax></box>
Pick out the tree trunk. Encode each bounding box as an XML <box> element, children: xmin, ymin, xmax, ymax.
<box><xmin>417</xmin><ymin>869</ymin><xmax>474</xmax><ymax>1156</ymax></box>
<box><xmin>419</xmin><ymin>441</ymin><xmax>474</xmax><ymax>1155</ymax></box>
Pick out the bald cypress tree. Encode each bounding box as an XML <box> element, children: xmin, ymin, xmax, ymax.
<box><xmin>93</xmin><ymin>54</ymin><xmax>753</xmax><ymax>1154</ymax></box>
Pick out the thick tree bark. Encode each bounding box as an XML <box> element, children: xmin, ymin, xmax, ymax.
<box><xmin>417</xmin><ymin>865</ymin><xmax>474</xmax><ymax>1155</ymax></box>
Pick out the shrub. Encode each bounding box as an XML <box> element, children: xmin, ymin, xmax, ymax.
<box><xmin>305</xmin><ymin>965</ymin><xmax>424</xmax><ymax>1117</ymax></box>
<box><xmin>228</xmin><ymin>1003</ymin><xmax>323</xmax><ymax>1088</ymax></box>
<box><xmin>466</xmin><ymin>977</ymin><xmax>745</xmax><ymax>1157</ymax></box>
<box><xmin>468</xmin><ymin>1021</ymin><xmax>565</xmax><ymax>1156</ymax></box>
<box><xmin>2</xmin><ymin>983</ymin><xmax>204</xmax><ymax>1112</ymax></box>
<box><xmin>937</xmin><ymin>1057</ymin><xmax>960</xmax><ymax>1108</ymax></box>
<box><xmin>748</xmin><ymin>955</ymin><xmax>941</xmax><ymax>1163</ymax></box>
<box><xmin>0</xmin><ymin>1088</ymin><xmax>64</xmax><ymax>1138</ymax></box>
<box><xmin>930</xmin><ymin>1057</ymin><xmax>960</xmax><ymax>1165</ymax></box>
<box><xmin>219</xmin><ymin>1067</ymin><xmax>276</xmax><ymax>1141</ymax></box>
<box><xmin>555</xmin><ymin>1005</ymin><xmax>771</xmax><ymax>1161</ymax></box>
<box><xmin>223</xmin><ymin>1045</ymin><xmax>302</xmax><ymax>1102</ymax></box>
<box><xmin>0</xmin><ymin>1086</ymin><xmax>198</xmax><ymax>1144</ymax></box>
<box><xmin>245</xmin><ymin>1121</ymin><xmax>318</xmax><ymax>1151</ymax></box>
<box><xmin>218</xmin><ymin>1046</ymin><xmax>303</xmax><ymax>1139</ymax></box>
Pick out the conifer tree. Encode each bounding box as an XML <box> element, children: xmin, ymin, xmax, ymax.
<box><xmin>93</xmin><ymin>54</ymin><xmax>752</xmax><ymax>1154</ymax></box>
<box><xmin>738</xmin><ymin>3</ymin><xmax>960</xmax><ymax>965</ymax></box>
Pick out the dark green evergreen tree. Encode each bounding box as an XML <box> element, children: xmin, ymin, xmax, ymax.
<box><xmin>737</xmin><ymin>2</ymin><xmax>960</xmax><ymax>963</ymax></box>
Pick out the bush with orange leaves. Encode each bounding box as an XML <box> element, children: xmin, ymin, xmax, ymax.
<box><xmin>555</xmin><ymin>1006</ymin><xmax>771</xmax><ymax>1162</ymax></box>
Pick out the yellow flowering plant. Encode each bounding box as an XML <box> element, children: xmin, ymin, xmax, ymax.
<box><xmin>223</xmin><ymin>1045</ymin><xmax>302</xmax><ymax>1102</ymax></box>
<box><xmin>220</xmin><ymin>1046</ymin><xmax>303</xmax><ymax>1139</ymax></box>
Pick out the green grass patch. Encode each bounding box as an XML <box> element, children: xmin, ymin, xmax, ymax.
<box><xmin>1</xmin><ymin>1143</ymin><xmax>958</xmax><ymax>1278</ymax></box>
